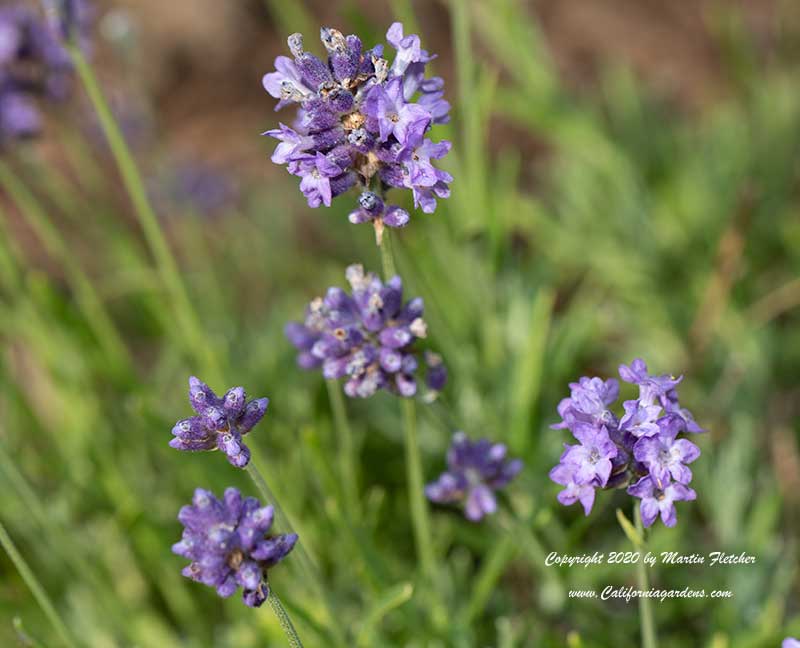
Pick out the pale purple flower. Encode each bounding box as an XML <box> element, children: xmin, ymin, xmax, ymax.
<box><xmin>783</xmin><ymin>639</ymin><xmax>800</xmax><ymax>648</ymax></box>
<box><xmin>285</xmin><ymin>264</ymin><xmax>446</xmax><ymax>400</ymax></box>
<box><xmin>426</xmin><ymin>432</ymin><xmax>522</xmax><ymax>522</ymax></box>
<box><xmin>559</xmin><ymin>424</ymin><xmax>618</xmax><ymax>486</ymax></box>
<box><xmin>549</xmin><ymin>463</ymin><xmax>596</xmax><ymax>516</ymax></box>
<box><xmin>550</xmin><ymin>359</ymin><xmax>704</xmax><ymax>527</ymax></box>
<box><xmin>619</xmin><ymin>399</ymin><xmax>662</xmax><ymax>438</ymax></box>
<box><xmin>627</xmin><ymin>476</ymin><xmax>696</xmax><ymax>528</ymax></box>
<box><xmin>633</xmin><ymin>421</ymin><xmax>700</xmax><ymax>486</ymax></box>
<box><xmin>170</xmin><ymin>377</ymin><xmax>269</xmax><ymax>468</ymax></box>
<box><xmin>262</xmin><ymin>23</ymin><xmax>451</xmax><ymax>224</ymax></box>
<box><xmin>173</xmin><ymin>487</ymin><xmax>297</xmax><ymax>608</ymax></box>
<box><xmin>551</xmin><ymin>376</ymin><xmax>620</xmax><ymax>430</ymax></box>
<box><xmin>619</xmin><ymin>358</ymin><xmax>683</xmax><ymax>407</ymax></box>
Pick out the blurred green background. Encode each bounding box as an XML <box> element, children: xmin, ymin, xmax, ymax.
<box><xmin>0</xmin><ymin>0</ymin><xmax>798</xmax><ymax>646</ymax></box>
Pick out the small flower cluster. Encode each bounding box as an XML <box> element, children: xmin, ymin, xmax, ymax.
<box><xmin>263</xmin><ymin>23</ymin><xmax>451</xmax><ymax>233</ymax></box>
<box><xmin>550</xmin><ymin>359</ymin><xmax>704</xmax><ymax>528</ymax></box>
<box><xmin>426</xmin><ymin>432</ymin><xmax>523</xmax><ymax>521</ymax></box>
<box><xmin>286</xmin><ymin>264</ymin><xmax>446</xmax><ymax>399</ymax></box>
<box><xmin>170</xmin><ymin>377</ymin><xmax>269</xmax><ymax>467</ymax></box>
<box><xmin>0</xmin><ymin>3</ymin><xmax>74</xmax><ymax>147</ymax></box>
<box><xmin>173</xmin><ymin>487</ymin><xmax>297</xmax><ymax>608</ymax></box>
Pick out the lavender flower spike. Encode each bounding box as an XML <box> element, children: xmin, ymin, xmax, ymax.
<box><xmin>285</xmin><ymin>264</ymin><xmax>446</xmax><ymax>400</ymax></box>
<box><xmin>426</xmin><ymin>432</ymin><xmax>522</xmax><ymax>521</ymax></box>
<box><xmin>173</xmin><ymin>487</ymin><xmax>297</xmax><ymax>607</ymax></box>
<box><xmin>550</xmin><ymin>359</ymin><xmax>704</xmax><ymax>527</ymax></box>
<box><xmin>170</xmin><ymin>377</ymin><xmax>269</xmax><ymax>468</ymax></box>
<box><xmin>0</xmin><ymin>3</ymin><xmax>75</xmax><ymax>148</ymax></box>
<box><xmin>262</xmin><ymin>22</ymin><xmax>451</xmax><ymax>232</ymax></box>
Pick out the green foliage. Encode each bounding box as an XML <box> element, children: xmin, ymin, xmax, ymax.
<box><xmin>0</xmin><ymin>0</ymin><xmax>798</xmax><ymax>646</ymax></box>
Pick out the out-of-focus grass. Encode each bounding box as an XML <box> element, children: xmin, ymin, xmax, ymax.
<box><xmin>0</xmin><ymin>0</ymin><xmax>799</xmax><ymax>646</ymax></box>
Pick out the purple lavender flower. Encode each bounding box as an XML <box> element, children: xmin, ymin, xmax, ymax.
<box><xmin>627</xmin><ymin>476</ymin><xmax>696</xmax><ymax>528</ymax></box>
<box><xmin>550</xmin><ymin>359</ymin><xmax>704</xmax><ymax>527</ymax></box>
<box><xmin>632</xmin><ymin>419</ymin><xmax>700</xmax><ymax>486</ymax></box>
<box><xmin>549</xmin><ymin>462</ymin><xmax>596</xmax><ymax>515</ymax></box>
<box><xmin>262</xmin><ymin>23</ymin><xmax>451</xmax><ymax>234</ymax></box>
<box><xmin>43</xmin><ymin>0</ymin><xmax>93</xmax><ymax>45</ymax></box>
<box><xmin>173</xmin><ymin>487</ymin><xmax>297</xmax><ymax>607</ymax></box>
<box><xmin>0</xmin><ymin>4</ymin><xmax>75</xmax><ymax>147</ymax></box>
<box><xmin>426</xmin><ymin>432</ymin><xmax>522</xmax><ymax>521</ymax></box>
<box><xmin>559</xmin><ymin>424</ymin><xmax>618</xmax><ymax>487</ymax></box>
<box><xmin>170</xmin><ymin>377</ymin><xmax>269</xmax><ymax>468</ymax></box>
<box><xmin>285</xmin><ymin>264</ymin><xmax>446</xmax><ymax>400</ymax></box>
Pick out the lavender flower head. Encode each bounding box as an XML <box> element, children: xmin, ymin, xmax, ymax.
<box><xmin>173</xmin><ymin>487</ymin><xmax>297</xmax><ymax>607</ymax></box>
<box><xmin>426</xmin><ymin>432</ymin><xmax>522</xmax><ymax>521</ymax></box>
<box><xmin>550</xmin><ymin>359</ymin><xmax>704</xmax><ymax>528</ymax></box>
<box><xmin>169</xmin><ymin>377</ymin><xmax>269</xmax><ymax>468</ymax></box>
<box><xmin>285</xmin><ymin>264</ymin><xmax>447</xmax><ymax>400</ymax></box>
<box><xmin>262</xmin><ymin>23</ymin><xmax>451</xmax><ymax>240</ymax></box>
<box><xmin>0</xmin><ymin>3</ymin><xmax>75</xmax><ymax>147</ymax></box>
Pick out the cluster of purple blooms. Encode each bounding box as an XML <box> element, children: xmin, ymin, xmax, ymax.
<box><xmin>285</xmin><ymin>264</ymin><xmax>447</xmax><ymax>399</ymax></box>
<box><xmin>0</xmin><ymin>3</ymin><xmax>75</xmax><ymax>147</ymax></box>
<box><xmin>426</xmin><ymin>432</ymin><xmax>523</xmax><ymax>522</ymax></box>
<box><xmin>262</xmin><ymin>23</ymin><xmax>451</xmax><ymax>236</ymax></box>
<box><xmin>170</xmin><ymin>377</ymin><xmax>269</xmax><ymax>468</ymax></box>
<box><xmin>550</xmin><ymin>358</ymin><xmax>704</xmax><ymax>528</ymax></box>
<box><xmin>172</xmin><ymin>487</ymin><xmax>297</xmax><ymax>608</ymax></box>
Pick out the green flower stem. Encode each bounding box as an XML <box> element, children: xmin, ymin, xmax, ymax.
<box><xmin>401</xmin><ymin>398</ymin><xmax>436</xmax><ymax>586</ymax></box>
<box><xmin>66</xmin><ymin>44</ymin><xmax>221</xmax><ymax>385</ymax></box>
<box><xmin>0</xmin><ymin>520</ymin><xmax>78</xmax><ymax>648</ymax></box>
<box><xmin>245</xmin><ymin>461</ymin><xmax>348</xmax><ymax>647</ymax></box>
<box><xmin>326</xmin><ymin>379</ymin><xmax>361</xmax><ymax>518</ymax></box>
<box><xmin>634</xmin><ymin>504</ymin><xmax>658</xmax><ymax>648</ymax></box>
<box><xmin>0</xmin><ymin>161</ymin><xmax>131</xmax><ymax>373</ymax></box>
<box><xmin>268</xmin><ymin>590</ymin><xmax>305</xmax><ymax>648</ymax></box>
<box><xmin>378</xmin><ymin>226</ymin><xmax>398</xmax><ymax>278</ymax></box>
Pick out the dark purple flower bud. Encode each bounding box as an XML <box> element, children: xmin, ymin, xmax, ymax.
<box><xmin>321</xmin><ymin>28</ymin><xmax>361</xmax><ymax>82</ymax></box>
<box><xmin>170</xmin><ymin>378</ymin><xmax>269</xmax><ymax>467</ymax></box>
<box><xmin>173</xmin><ymin>487</ymin><xmax>297</xmax><ymax>607</ymax></box>
<box><xmin>426</xmin><ymin>432</ymin><xmax>522</xmax><ymax>522</ymax></box>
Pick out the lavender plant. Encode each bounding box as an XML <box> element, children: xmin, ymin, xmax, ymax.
<box><xmin>425</xmin><ymin>432</ymin><xmax>523</xmax><ymax>521</ymax></box>
<box><xmin>549</xmin><ymin>358</ymin><xmax>704</xmax><ymax>528</ymax></box>
<box><xmin>170</xmin><ymin>376</ymin><xmax>269</xmax><ymax>467</ymax></box>
<box><xmin>262</xmin><ymin>23</ymin><xmax>451</xmax><ymax>240</ymax></box>
<box><xmin>172</xmin><ymin>487</ymin><xmax>297</xmax><ymax>608</ymax></box>
<box><xmin>0</xmin><ymin>3</ymin><xmax>74</xmax><ymax>146</ymax></box>
<box><xmin>285</xmin><ymin>263</ymin><xmax>447</xmax><ymax>399</ymax></box>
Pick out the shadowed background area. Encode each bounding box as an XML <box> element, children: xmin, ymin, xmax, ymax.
<box><xmin>0</xmin><ymin>0</ymin><xmax>799</xmax><ymax>646</ymax></box>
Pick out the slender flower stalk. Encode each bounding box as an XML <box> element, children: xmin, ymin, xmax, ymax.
<box><xmin>0</xmin><ymin>521</ymin><xmax>78</xmax><ymax>648</ymax></box>
<box><xmin>65</xmin><ymin>43</ymin><xmax>222</xmax><ymax>384</ymax></box>
<box><xmin>268</xmin><ymin>590</ymin><xmax>305</xmax><ymax>648</ymax></box>
<box><xmin>378</xmin><ymin>227</ymin><xmax>398</xmax><ymax>279</ymax></box>
<box><xmin>402</xmin><ymin>397</ymin><xmax>436</xmax><ymax>585</ymax></box>
<box><xmin>326</xmin><ymin>379</ymin><xmax>361</xmax><ymax>518</ymax></box>
<box><xmin>633</xmin><ymin>505</ymin><xmax>658</xmax><ymax>648</ymax></box>
<box><xmin>245</xmin><ymin>461</ymin><xmax>347</xmax><ymax>647</ymax></box>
